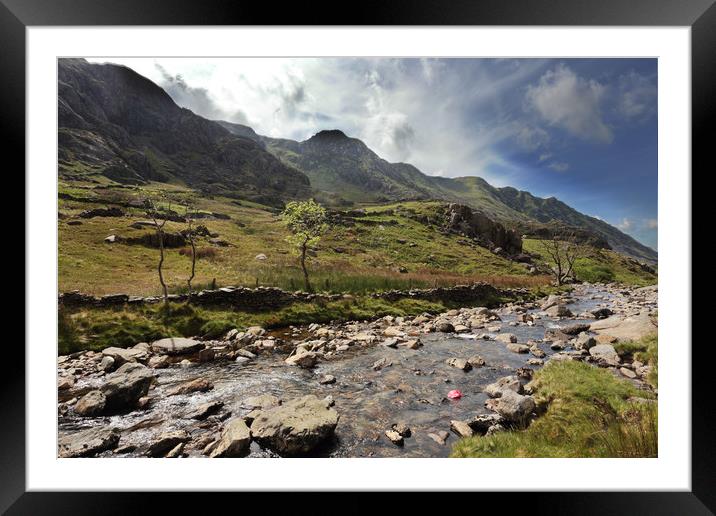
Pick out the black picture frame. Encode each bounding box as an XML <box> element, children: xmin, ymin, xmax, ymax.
<box><xmin>3</xmin><ymin>0</ymin><xmax>711</xmax><ymax>512</ymax></box>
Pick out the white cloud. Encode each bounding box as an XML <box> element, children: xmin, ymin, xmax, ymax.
<box><xmin>617</xmin><ymin>218</ymin><xmax>633</xmax><ymax>231</ymax></box>
<box><xmin>645</xmin><ymin>218</ymin><xmax>658</xmax><ymax>229</ymax></box>
<box><xmin>526</xmin><ymin>64</ymin><xmax>613</xmax><ymax>143</ymax></box>
<box><xmin>617</xmin><ymin>71</ymin><xmax>657</xmax><ymax>120</ymax></box>
<box><xmin>547</xmin><ymin>161</ymin><xmax>570</xmax><ymax>172</ymax></box>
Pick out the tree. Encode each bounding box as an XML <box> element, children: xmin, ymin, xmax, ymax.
<box><xmin>142</xmin><ymin>195</ymin><xmax>171</xmax><ymax>305</ymax></box>
<box><xmin>183</xmin><ymin>202</ymin><xmax>198</xmax><ymax>300</ymax></box>
<box><xmin>281</xmin><ymin>199</ymin><xmax>328</xmax><ymax>292</ymax></box>
<box><xmin>537</xmin><ymin>233</ymin><xmax>583</xmax><ymax>286</ymax></box>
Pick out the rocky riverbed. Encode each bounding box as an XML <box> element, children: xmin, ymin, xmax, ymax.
<box><xmin>57</xmin><ymin>282</ymin><xmax>657</xmax><ymax>458</ymax></box>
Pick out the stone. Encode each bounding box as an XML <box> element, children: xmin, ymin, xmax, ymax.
<box><xmin>246</xmin><ymin>326</ymin><xmax>265</xmax><ymax>336</ymax></box>
<box><xmin>285</xmin><ymin>350</ymin><xmax>319</xmax><ymax>368</ymax></box>
<box><xmin>99</xmin><ymin>355</ymin><xmax>116</xmax><ymax>372</ymax></box>
<box><xmin>165</xmin><ymin>443</ymin><xmax>185</xmax><ymax>458</ymax></box>
<box><xmin>58</xmin><ymin>374</ymin><xmax>75</xmax><ymax>390</ymax></box>
<box><xmin>467</xmin><ymin>355</ymin><xmax>486</xmax><ymax>368</ymax></box>
<box><xmin>209</xmin><ymin>418</ymin><xmax>252</xmax><ymax>458</ymax></box>
<box><xmin>484</xmin><ymin>375</ymin><xmax>523</xmax><ymax>398</ymax></box>
<box><xmin>575</xmin><ymin>333</ymin><xmax>597</xmax><ymax>350</ymax></box>
<box><xmin>620</xmin><ymin>367</ymin><xmax>638</xmax><ymax>379</ymax></box>
<box><xmin>147</xmin><ymin>430</ymin><xmax>190</xmax><ymax>457</ymax></box>
<box><xmin>560</xmin><ymin>323</ymin><xmax>591</xmax><ymax>335</ymax></box>
<box><xmin>255</xmin><ymin>253</ymin><xmax>268</xmax><ymax>261</ymax></box>
<box><xmin>100</xmin><ymin>362</ymin><xmax>155</xmax><ymax>413</ymax></box>
<box><xmin>530</xmin><ymin>346</ymin><xmax>546</xmax><ymax>358</ymax></box>
<box><xmin>186</xmin><ymin>401</ymin><xmax>224</xmax><ymax>420</ymax></box>
<box><xmin>319</xmin><ymin>374</ymin><xmax>336</xmax><ymax>385</ymax></box>
<box><xmin>541</xmin><ymin>294</ymin><xmax>561</xmax><ymax>310</ymax></box>
<box><xmin>250</xmin><ymin>395</ymin><xmax>339</xmax><ymax>455</ymax></box>
<box><xmin>488</xmin><ymin>390</ymin><xmax>535</xmax><ymax>425</ymax></box>
<box><xmin>385</xmin><ymin>430</ymin><xmax>404</xmax><ymax>446</ymax></box>
<box><xmin>516</xmin><ymin>367</ymin><xmax>534</xmax><ymax>380</ymax></box>
<box><xmin>453</xmin><ymin>324</ymin><xmax>470</xmax><ymax>333</ymax></box>
<box><xmin>527</xmin><ymin>358</ymin><xmax>544</xmax><ymax>366</ymax></box>
<box><xmin>101</xmin><ymin>346</ymin><xmax>147</xmax><ymax>366</ymax></box>
<box><xmin>506</xmin><ymin>343</ymin><xmax>529</xmax><ymax>354</ymax></box>
<box><xmin>58</xmin><ymin>427</ymin><xmax>120</xmax><ymax>458</ymax></box>
<box><xmin>74</xmin><ymin>390</ymin><xmax>107</xmax><ymax>416</ymax></box>
<box><xmin>151</xmin><ymin>337</ymin><xmax>205</xmax><ymax>356</ymax></box>
<box><xmin>589</xmin><ymin>344</ymin><xmax>621</xmax><ymax>366</ymax></box>
<box><xmin>450</xmin><ymin>420</ymin><xmax>474</xmax><ymax>438</ymax></box>
<box><xmin>590</xmin><ymin>313</ymin><xmax>657</xmax><ymax>342</ymax></box>
<box><xmin>372</xmin><ymin>358</ymin><xmax>392</xmax><ymax>371</ymax></box>
<box><xmin>445</xmin><ymin>358</ymin><xmax>472</xmax><ymax>371</ymax></box>
<box><xmin>545</xmin><ymin>305</ymin><xmax>573</xmax><ymax>318</ymax></box>
<box><xmin>495</xmin><ymin>333</ymin><xmax>517</xmax><ymax>344</ymax></box>
<box><xmin>166</xmin><ymin>378</ymin><xmax>213</xmax><ymax>396</ymax></box>
<box><xmin>405</xmin><ymin>339</ymin><xmax>422</xmax><ymax>349</ymax></box>
<box><xmin>392</xmin><ymin>423</ymin><xmax>412</xmax><ymax>437</ymax></box>
<box><xmin>428</xmin><ymin>431</ymin><xmax>450</xmax><ymax>445</ymax></box>
<box><xmin>383</xmin><ymin>326</ymin><xmax>404</xmax><ymax>337</ymax></box>
<box><xmin>241</xmin><ymin>394</ymin><xmax>281</xmax><ymax>411</ymax></box>
<box><xmin>147</xmin><ymin>355</ymin><xmax>170</xmax><ymax>369</ymax></box>
<box><xmin>435</xmin><ymin>321</ymin><xmax>455</xmax><ymax>333</ymax></box>
<box><xmin>468</xmin><ymin>414</ymin><xmax>505</xmax><ymax>434</ymax></box>
<box><xmin>236</xmin><ymin>349</ymin><xmax>257</xmax><ymax>359</ymax></box>
<box><xmin>591</xmin><ymin>308</ymin><xmax>614</xmax><ymax>320</ymax></box>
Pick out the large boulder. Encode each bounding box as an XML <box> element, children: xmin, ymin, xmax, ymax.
<box><xmin>151</xmin><ymin>337</ymin><xmax>205</xmax><ymax>356</ymax></box>
<box><xmin>74</xmin><ymin>390</ymin><xmax>107</xmax><ymax>416</ymax></box>
<box><xmin>146</xmin><ymin>430</ymin><xmax>190</xmax><ymax>457</ymax></box>
<box><xmin>545</xmin><ymin>305</ymin><xmax>573</xmax><ymax>318</ymax></box>
<box><xmin>101</xmin><ymin>362</ymin><xmax>155</xmax><ymax>413</ymax></box>
<box><xmin>589</xmin><ymin>344</ymin><xmax>621</xmax><ymax>366</ymax></box>
<box><xmin>101</xmin><ymin>345</ymin><xmax>148</xmax><ymax>366</ymax></box>
<box><xmin>250</xmin><ymin>395</ymin><xmax>339</xmax><ymax>455</ymax></box>
<box><xmin>58</xmin><ymin>427</ymin><xmax>120</xmax><ymax>457</ymax></box>
<box><xmin>209</xmin><ymin>418</ymin><xmax>252</xmax><ymax>457</ymax></box>
<box><xmin>484</xmin><ymin>375</ymin><xmax>523</xmax><ymax>398</ymax></box>
<box><xmin>285</xmin><ymin>350</ymin><xmax>319</xmax><ymax>368</ymax></box>
<box><xmin>590</xmin><ymin>313</ymin><xmax>657</xmax><ymax>342</ymax></box>
<box><xmin>486</xmin><ymin>390</ymin><xmax>535</xmax><ymax>425</ymax></box>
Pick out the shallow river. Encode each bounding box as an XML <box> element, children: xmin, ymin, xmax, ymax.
<box><xmin>59</xmin><ymin>285</ymin><xmax>620</xmax><ymax>457</ymax></box>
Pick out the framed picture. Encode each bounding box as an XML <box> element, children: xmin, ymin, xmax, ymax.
<box><xmin>6</xmin><ymin>0</ymin><xmax>710</xmax><ymax>511</ymax></box>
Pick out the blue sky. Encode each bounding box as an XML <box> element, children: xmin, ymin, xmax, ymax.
<box><xmin>88</xmin><ymin>57</ymin><xmax>658</xmax><ymax>249</ymax></box>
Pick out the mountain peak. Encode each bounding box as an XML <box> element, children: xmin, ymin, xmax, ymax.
<box><xmin>308</xmin><ymin>129</ymin><xmax>349</xmax><ymax>141</ymax></box>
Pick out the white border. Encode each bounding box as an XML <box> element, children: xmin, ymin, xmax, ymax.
<box><xmin>27</xmin><ymin>27</ymin><xmax>690</xmax><ymax>491</ymax></box>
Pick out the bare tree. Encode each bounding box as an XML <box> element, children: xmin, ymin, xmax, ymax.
<box><xmin>183</xmin><ymin>203</ymin><xmax>197</xmax><ymax>300</ymax></box>
<box><xmin>538</xmin><ymin>233</ymin><xmax>583</xmax><ymax>285</ymax></box>
<box><xmin>143</xmin><ymin>196</ymin><xmax>171</xmax><ymax>305</ymax></box>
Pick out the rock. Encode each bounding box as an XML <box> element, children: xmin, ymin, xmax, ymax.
<box><xmin>545</xmin><ymin>305</ymin><xmax>573</xmax><ymax>317</ymax></box>
<box><xmin>372</xmin><ymin>357</ymin><xmax>392</xmax><ymax>371</ymax></box>
<box><xmin>560</xmin><ymin>323</ymin><xmax>591</xmax><ymax>335</ymax></box>
<box><xmin>516</xmin><ymin>367</ymin><xmax>534</xmax><ymax>380</ymax></box>
<box><xmin>99</xmin><ymin>355</ymin><xmax>116</xmax><ymax>372</ymax></box>
<box><xmin>405</xmin><ymin>339</ymin><xmax>422</xmax><ymax>349</ymax></box>
<box><xmin>620</xmin><ymin>367</ymin><xmax>638</xmax><ymax>379</ymax></box>
<box><xmin>468</xmin><ymin>414</ymin><xmax>505</xmax><ymax>434</ymax></box>
<box><xmin>486</xmin><ymin>424</ymin><xmax>505</xmax><ymax>436</ymax></box>
<box><xmin>166</xmin><ymin>378</ymin><xmax>213</xmax><ymax>396</ymax></box>
<box><xmin>495</xmin><ymin>333</ymin><xmax>517</xmax><ymax>344</ymax></box>
<box><xmin>435</xmin><ymin>321</ymin><xmax>455</xmax><ymax>333</ymax></box>
<box><xmin>58</xmin><ymin>427</ymin><xmax>120</xmax><ymax>458</ymax></box>
<box><xmin>165</xmin><ymin>443</ymin><xmax>185</xmax><ymax>458</ymax></box>
<box><xmin>58</xmin><ymin>374</ymin><xmax>75</xmax><ymax>390</ymax></box>
<box><xmin>255</xmin><ymin>253</ymin><xmax>267</xmax><ymax>261</ymax></box>
<box><xmin>453</xmin><ymin>324</ymin><xmax>470</xmax><ymax>333</ymax></box>
<box><xmin>550</xmin><ymin>342</ymin><xmax>565</xmax><ymax>351</ymax></box>
<box><xmin>595</xmin><ymin>334</ymin><xmax>618</xmax><ymax>345</ymax></box>
<box><xmin>591</xmin><ymin>308</ymin><xmax>614</xmax><ymax>319</ymax></box>
<box><xmin>392</xmin><ymin>423</ymin><xmax>412</xmax><ymax>437</ymax></box>
<box><xmin>541</xmin><ymin>294</ymin><xmax>561</xmax><ymax>310</ymax></box>
<box><xmin>506</xmin><ymin>343</ymin><xmax>529</xmax><ymax>354</ymax></box>
<box><xmin>319</xmin><ymin>374</ymin><xmax>336</xmax><ymax>385</ymax></box>
<box><xmin>246</xmin><ymin>326</ymin><xmax>265</xmax><ymax>336</ymax></box>
<box><xmin>590</xmin><ymin>313</ymin><xmax>657</xmax><ymax>342</ymax></box>
<box><xmin>101</xmin><ymin>346</ymin><xmax>147</xmax><ymax>366</ymax></box>
<box><xmin>383</xmin><ymin>326</ymin><xmax>404</xmax><ymax>337</ymax></box>
<box><xmin>151</xmin><ymin>337</ymin><xmax>205</xmax><ymax>356</ymax></box>
<box><xmin>186</xmin><ymin>401</ymin><xmax>224</xmax><ymax>420</ymax></box>
<box><xmin>428</xmin><ymin>431</ymin><xmax>450</xmax><ymax>445</ymax></box>
<box><xmin>147</xmin><ymin>355</ymin><xmax>170</xmax><ymax>369</ymax></box>
<box><xmin>209</xmin><ymin>418</ymin><xmax>252</xmax><ymax>457</ymax></box>
<box><xmin>450</xmin><ymin>420</ymin><xmax>474</xmax><ymax>438</ymax></box>
<box><xmin>445</xmin><ymin>358</ymin><xmax>472</xmax><ymax>371</ymax></box>
<box><xmin>74</xmin><ymin>390</ymin><xmax>107</xmax><ymax>416</ymax></box>
<box><xmin>575</xmin><ymin>333</ymin><xmax>597</xmax><ymax>350</ymax></box>
<box><xmin>385</xmin><ymin>430</ymin><xmax>404</xmax><ymax>446</ymax></box>
<box><xmin>589</xmin><ymin>344</ymin><xmax>621</xmax><ymax>366</ymax></box>
<box><xmin>530</xmin><ymin>346</ymin><xmax>546</xmax><ymax>358</ymax></box>
<box><xmin>104</xmin><ymin>234</ymin><xmax>121</xmax><ymax>244</ymax></box>
<box><xmin>382</xmin><ymin>338</ymin><xmax>399</xmax><ymax>349</ymax></box>
<box><xmin>100</xmin><ymin>362</ymin><xmax>155</xmax><ymax>413</ymax></box>
<box><xmin>487</xmin><ymin>390</ymin><xmax>535</xmax><ymax>425</ymax></box>
<box><xmin>236</xmin><ymin>349</ymin><xmax>257</xmax><ymax>359</ymax></box>
<box><xmin>527</xmin><ymin>358</ymin><xmax>544</xmax><ymax>366</ymax></box>
<box><xmin>285</xmin><ymin>350</ymin><xmax>319</xmax><ymax>368</ymax></box>
<box><xmin>147</xmin><ymin>430</ymin><xmax>190</xmax><ymax>457</ymax></box>
<box><xmin>241</xmin><ymin>394</ymin><xmax>282</xmax><ymax>411</ymax></box>
<box><xmin>250</xmin><ymin>395</ymin><xmax>339</xmax><ymax>455</ymax></box>
<box><xmin>484</xmin><ymin>375</ymin><xmax>523</xmax><ymax>398</ymax></box>
<box><xmin>467</xmin><ymin>355</ymin><xmax>486</xmax><ymax>368</ymax></box>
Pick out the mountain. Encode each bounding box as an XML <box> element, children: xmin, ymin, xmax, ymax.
<box><xmin>58</xmin><ymin>59</ymin><xmax>310</xmax><ymax>205</ymax></box>
<box><xmin>220</xmin><ymin>123</ymin><xmax>657</xmax><ymax>264</ymax></box>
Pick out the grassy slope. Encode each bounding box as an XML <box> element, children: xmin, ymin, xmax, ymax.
<box><xmin>523</xmin><ymin>238</ymin><xmax>657</xmax><ymax>286</ymax></box>
<box><xmin>59</xmin><ymin>181</ymin><xmax>545</xmax><ymax>296</ymax></box>
<box><xmin>451</xmin><ymin>356</ymin><xmax>657</xmax><ymax>458</ymax></box>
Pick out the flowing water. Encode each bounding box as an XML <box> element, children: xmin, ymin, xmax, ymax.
<box><xmin>58</xmin><ymin>284</ymin><xmax>623</xmax><ymax>457</ymax></box>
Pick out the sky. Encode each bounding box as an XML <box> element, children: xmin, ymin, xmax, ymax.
<box><xmin>87</xmin><ymin>57</ymin><xmax>658</xmax><ymax>250</ymax></box>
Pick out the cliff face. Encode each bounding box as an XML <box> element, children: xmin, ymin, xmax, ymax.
<box><xmin>443</xmin><ymin>204</ymin><xmax>522</xmax><ymax>255</ymax></box>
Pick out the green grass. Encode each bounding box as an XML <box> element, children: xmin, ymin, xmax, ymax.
<box><xmin>58</xmin><ymin>296</ymin><xmax>455</xmax><ymax>353</ymax></box>
<box><xmin>451</xmin><ymin>360</ymin><xmax>657</xmax><ymax>458</ymax></box>
<box><xmin>615</xmin><ymin>333</ymin><xmax>658</xmax><ymax>388</ymax></box>
<box><xmin>523</xmin><ymin>238</ymin><xmax>657</xmax><ymax>286</ymax></box>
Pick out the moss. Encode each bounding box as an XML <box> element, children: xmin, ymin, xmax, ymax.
<box><xmin>451</xmin><ymin>360</ymin><xmax>656</xmax><ymax>458</ymax></box>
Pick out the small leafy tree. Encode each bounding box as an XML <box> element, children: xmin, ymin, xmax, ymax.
<box><xmin>281</xmin><ymin>199</ymin><xmax>328</xmax><ymax>292</ymax></box>
<box><xmin>538</xmin><ymin>232</ymin><xmax>583</xmax><ymax>286</ymax></box>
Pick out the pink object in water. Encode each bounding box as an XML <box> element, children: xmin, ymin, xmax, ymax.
<box><xmin>447</xmin><ymin>389</ymin><xmax>463</xmax><ymax>399</ymax></box>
